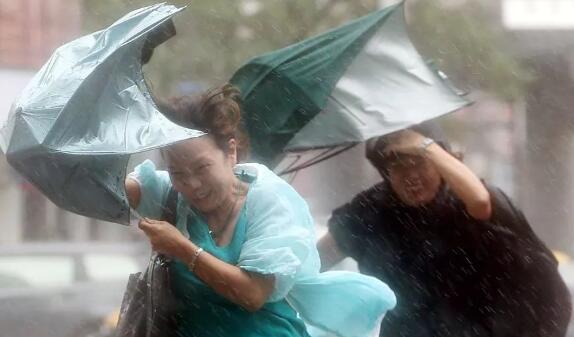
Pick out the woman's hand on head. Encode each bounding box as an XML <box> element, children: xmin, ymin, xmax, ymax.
<box><xmin>138</xmin><ymin>218</ymin><xmax>188</xmax><ymax>257</ymax></box>
<box><xmin>383</xmin><ymin>129</ymin><xmax>427</xmax><ymax>156</ymax></box>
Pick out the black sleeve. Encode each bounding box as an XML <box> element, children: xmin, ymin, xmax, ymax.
<box><xmin>327</xmin><ymin>194</ymin><xmax>372</xmax><ymax>261</ymax></box>
<box><xmin>487</xmin><ymin>185</ymin><xmax>557</xmax><ymax>266</ymax></box>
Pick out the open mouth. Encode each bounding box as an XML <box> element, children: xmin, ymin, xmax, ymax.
<box><xmin>194</xmin><ymin>191</ymin><xmax>210</xmax><ymax>201</ymax></box>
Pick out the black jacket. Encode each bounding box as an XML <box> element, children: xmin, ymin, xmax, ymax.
<box><xmin>329</xmin><ymin>182</ymin><xmax>571</xmax><ymax>337</ymax></box>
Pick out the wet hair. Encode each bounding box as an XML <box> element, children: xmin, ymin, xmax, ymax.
<box><xmin>365</xmin><ymin>122</ymin><xmax>453</xmax><ymax>176</ymax></box>
<box><xmin>159</xmin><ymin>83</ymin><xmax>250</xmax><ymax>162</ymax></box>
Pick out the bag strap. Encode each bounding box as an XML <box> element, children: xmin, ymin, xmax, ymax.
<box><xmin>161</xmin><ymin>188</ymin><xmax>178</xmax><ymax>226</ymax></box>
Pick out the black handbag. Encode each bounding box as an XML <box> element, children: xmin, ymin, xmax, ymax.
<box><xmin>115</xmin><ymin>189</ymin><xmax>180</xmax><ymax>337</ymax></box>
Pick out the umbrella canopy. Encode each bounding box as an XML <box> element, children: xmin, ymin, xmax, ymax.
<box><xmin>231</xmin><ymin>1</ymin><xmax>470</xmax><ymax>168</ymax></box>
<box><xmin>0</xmin><ymin>4</ymin><xmax>203</xmax><ymax>225</ymax></box>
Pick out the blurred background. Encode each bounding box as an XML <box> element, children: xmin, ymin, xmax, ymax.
<box><xmin>0</xmin><ymin>0</ymin><xmax>573</xmax><ymax>336</ymax></box>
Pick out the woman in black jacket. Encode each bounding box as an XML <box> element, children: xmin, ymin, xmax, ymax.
<box><xmin>318</xmin><ymin>126</ymin><xmax>571</xmax><ymax>337</ymax></box>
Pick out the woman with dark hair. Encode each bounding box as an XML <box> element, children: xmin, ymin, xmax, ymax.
<box><xmin>318</xmin><ymin>126</ymin><xmax>571</xmax><ymax>337</ymax></box>
<box><xmin>124</xmin><ymin>84</ymin><xmax>396</xmax><ymax>337</ymax></box>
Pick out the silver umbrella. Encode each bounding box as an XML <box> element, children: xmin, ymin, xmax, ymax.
<box><xmin>0</xmin><ymin>4</ymin><xmax>203</xmax><ymax>225</ymax></box>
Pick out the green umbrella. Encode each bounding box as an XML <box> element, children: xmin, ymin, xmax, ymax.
<box><xmin>231</xmin><ymin>1</ymin><xmax>470</xmax><ymax>169</ymax></box>
<box><xmin>0</xmin><ymin>4</ymin><xmax>203</xmax><ymax>225</ymax></box>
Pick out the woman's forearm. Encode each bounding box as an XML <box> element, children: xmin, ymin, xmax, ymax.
<box><xmin>125</xmin><ymin>178</ymin><xmax>141</xmax><ymax>209</ymax></box>
<box><xmin>176</xmin><ymin>239</ymin><xmax>274</xmax><ymax>312</ymax></box>
<box><xmin>425</xmin><ymin>143</ymin><xmax>492</xmax><ymax>220</ymax></box>
<box><xmin>317</xmin><ymin>232</ymin><xmax>346</xmax><ymax>272</ymax></box>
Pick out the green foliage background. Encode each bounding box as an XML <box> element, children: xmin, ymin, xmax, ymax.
<box><xmin>83</xmin><ymin>0</ymin><xmax>532</xmax><ymax>101</ymax></box>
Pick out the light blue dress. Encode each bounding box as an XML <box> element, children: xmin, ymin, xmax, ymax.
<box><xmin>130</xmin><ymin>160</ymin><xmax>396</xmax><ymax>337</ymax></box>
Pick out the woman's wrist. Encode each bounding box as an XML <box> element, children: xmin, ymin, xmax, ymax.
<box><xmin>176</xmin><ymin>239</ymin><xmax>204</xmax><ymax>272</ymax></box>
<box><xmin>187</xmin><ymin>247</ymin><xmax>204</xmax><ymax>272</ymax></box>
<box><xmin>422</xmin><ymin>140</ymin><xmax>444</xmax><ymax>159</ymax></box>
<box><xmin>422</xmin><ymin>141</ymin><xmax>451</xmax><ymax>174</ymax></box>
<box><xmin>420</xmin><ymin>137</ymin><xmax>435</xmax><ymax>154</ymax></box>
<box><xmin>174</xmin><ymin>238</ymin><xmax>197</xmax><ymax>262</ymax></box>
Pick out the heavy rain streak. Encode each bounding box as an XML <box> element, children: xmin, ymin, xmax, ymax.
<box><xmin>0</xmin><ymin>1</ymin><xmax>573</xmax><ymax>337</ymax></box>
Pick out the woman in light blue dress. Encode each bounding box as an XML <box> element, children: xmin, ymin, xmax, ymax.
<box><xmin>125</xmin><ymin>84</ymin><xmax>396</xmax><ymax>337</ymax></box>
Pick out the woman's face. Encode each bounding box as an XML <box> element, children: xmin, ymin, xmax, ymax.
<box><xmin>165</xmin><ymin>136</ymin><xmax>237</xmax><ymax>214</ymax></box>
<box><xmin>385</xmin><ymin>154</ymin><xmax>442</xmax><ymax>207</ymax></box>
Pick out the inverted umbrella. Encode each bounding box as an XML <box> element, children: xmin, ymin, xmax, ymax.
<box><xmin>0</xmin><ymin>4</ymin><xmax>203</xmax><ymax>225</ymax></box>
<box><xmin>231</xmin><ymin>1</ymin><xmax>470</xmax><ymax>170</ymax></box>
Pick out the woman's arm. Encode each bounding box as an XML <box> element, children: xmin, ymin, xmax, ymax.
<box><xmin>385</xmin><ymin>130</ymin><xmax>492</xmax><ymax>220</ymax></box>
<box><xmin>125</xmin><ymin>178</ymin><xmax>141</xmax><ymax>209</ymax></box>
<box><xmin>317</xmin><ymin>232</ymin><xmax>346</xmax><ymax>272</ymax></box>
<box><xmin>424</xmin><ymin>142</ymin><xmax>492</xmax><ymax>220</ymax></box>
<box><xmin>180</xmin><ymin>239</ymin><xmax>275</xmax><ymax>312</ymax></box>
<box><xmin>139</xmin><ymin>218</ymin><xmax>274</xmax><ymax>312</ymax></box>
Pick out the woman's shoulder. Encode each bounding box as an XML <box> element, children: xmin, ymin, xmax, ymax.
<box><xmin>236</xmin><ymin>163</ymin><xmax>297</xmax><ymax>196</ymax></box>
<box><xmin>128</xmin><ymin>159</ymin><xmax>173</xmax><ymax>220</ymax></box>
<box><xmin>236</xmin><ymin>163</ymin><xmax>309</xmax><ymax>214</ymax></box>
